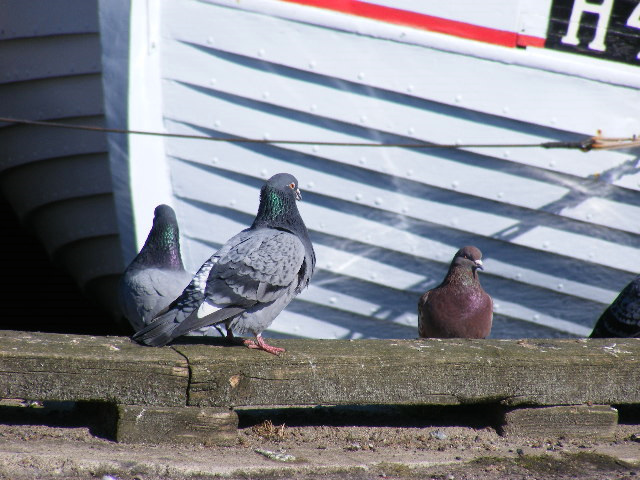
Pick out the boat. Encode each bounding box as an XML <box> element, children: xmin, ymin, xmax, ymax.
<box><xmin>1</xmin><ymin>0</ymin><xmax>639</xmax><ymax>339</ymax></box>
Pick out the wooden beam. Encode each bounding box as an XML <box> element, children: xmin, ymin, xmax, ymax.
<box><xmin>500</xmin><ymin>405</ymin><xmax>619</xmax><ymax>439</ymax></box>
<box><xmin>2</xmin><ymin>332</ymin><xmax>638</xmax><ymax>409</ymax></box>
<box><xmin>115</xmin><ymin>405</ymin><xmax>238</xmax><ymax>445</ymax></box>
<box><xmin>174</xmin><ymin>338</ymin><xmax>640</xmax><ymax>408</ymax></box>
<box><xmin>0</xmin><ymin>330</ymin><xmax>188</xmax><ymax>406</ymax></box>
<box><xmin>0</xmin><ymin>331</ymin><xmax>638</xmax><ymax>444</ymax></box>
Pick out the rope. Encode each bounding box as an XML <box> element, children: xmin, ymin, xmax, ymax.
<box><xmin>1</xmin><ymin>116</ymin><xmax>638</xmax><ymax>151</ymax></box>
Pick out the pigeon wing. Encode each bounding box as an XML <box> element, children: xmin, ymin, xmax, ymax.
<box><xmin>171</xmin><ymin>229</ymin><xmax>307</xmax><ymax>337</ymax></box>
<box><xmin>208</xmin><ymin>229</ymin><xmax>307</xmax><ymax>304</ymax></box>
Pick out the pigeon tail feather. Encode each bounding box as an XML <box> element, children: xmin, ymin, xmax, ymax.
<box><xmin>131</xmin><ymin>309</ymin><xmax>181</xmax><ymax>347</ymax></box>
<box><xmin>171</xmin><ymin>306</ymin><xmax>246</xmax><ymax>339</ymax></box>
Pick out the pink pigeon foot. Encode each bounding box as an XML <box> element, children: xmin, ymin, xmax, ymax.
<box><xmin>243</xmin><ymin>334</ymin><xmax>285</xmax><ymax>355</ymax></box>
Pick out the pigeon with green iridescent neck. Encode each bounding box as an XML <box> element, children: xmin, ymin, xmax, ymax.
<box><xmin>418</xmin><ymin>246</ymin><xmax>493</xmax><ymax>339</ymax></box>
<box><xmin>119</xmin><ymin>205</ymin><xmax>192</xmax><ymax>331</ymax></box>
<box><xmin>119</xmin><ymin>205</ymin><xmax>224</xmax><ymax>336</ymax></box>
<box><xmin>589</xmin><ymin>275</ymin><xmax>640</xmax><ymax>338</ymax></box>
<box><xmin>133</xmin><ymin>173</ymin><xmax>316</xmax><ymax>355</ymax></box>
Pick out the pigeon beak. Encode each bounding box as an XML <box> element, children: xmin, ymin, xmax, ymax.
<box><xmin>295</xmin><ymin>188</ymin><xmax>302</xmax><ymax>201</ymax></box>
<box><xmin>474</xmin><ymin>259</ymin><xmax>484</xmax><ymax>270</ymax></box>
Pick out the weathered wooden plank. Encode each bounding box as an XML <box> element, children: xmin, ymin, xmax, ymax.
<box><xmin>0</xmin><ymin>330</ymin><xmax>188</xmax><ymax>406</ymax></box>
<box><xmin>500</xmin><ymin>405</ymin><xmax>618</xmax><ymax>439</ymax></box>
<box><xmin>175</xmin><ymin>338</ymin><xmax>640</xmax><ymax>408</ymax></box>
<box><xmin>115</xmin><ymin>405</ymin><xmax>238</xmax><ymax>445</ymax></box>
<box><xmin>1</xmin><ymin>332</ymin><xmax>639</xmax><ymax>411</ymax></box>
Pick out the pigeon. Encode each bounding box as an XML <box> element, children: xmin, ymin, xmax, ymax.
<box><xmin>589</xmin><ymin>275</ymin><xmax>640</xmax><ymax>338</ymax></box>
<box><xmin>132</xmin><ymin>173</ymin><xmax>316</xmax><ymax>355</ymax></box>
<box><xmin>119</xmin><ymin>204</ymin><xmax>223</xmax><ymax>336</ymax></box>
<box><xmin>418</xmin><ymin>246</ymin><xmax>493</xmax><ymax>339</ymax></box>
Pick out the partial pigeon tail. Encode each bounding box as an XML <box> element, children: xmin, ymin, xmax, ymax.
<box><xmin>133</xmin><ymin>305</ymin><xmax>245</xmax><ymax>346</ymax></box>
<box><xmin>589</xmin><ymin>309</ymin><xmax>640</xmax><ymax>338</ymax></box>
<box><xmin>132</xmin><ymin>310</ymin><xmax>180</xmax><ymax>347</ymax></box>
<box><xmin>588</xmin><ymin>276</ymin><xmax>640</xmax><ymax>338</ymax></box>
<box><xmin>170</xmin><ymin>306</ymin><xmax>245</xmax><ymax>339</ymax></box>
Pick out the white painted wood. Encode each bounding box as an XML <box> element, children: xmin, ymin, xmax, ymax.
<box><xmin>161</xmin><ymin>84</ymin><xmax>573</xmax><ymax>210</ymax></box>
<box><xmin>0</xmin><ymin>154</ymin><xmax>112</xmax><ymax>218</ymax></box>
<box><xmin>0</xmin><ymin>0</ymin><xmax>99</xmax><ymax>40</ymax></box>
<box><xmin>0</xmin><ymin>117</ymin><xmax>107</xmax><ymax>170</ymax></box>
<box><xmin>98</xmin><ymin>0</ymin><xmax>137</xmax><ymax>264</ymax></box>
<box><xmin>177</xmin><ymin>202</ymin><xmax>592</xmax><ymax>338</ymax></box>
<box><xmin>90</xmin><ymin>0</ymin><xmax>640</xmax><ymax>338</ymax></box>
<box><xmin>161</xmin><ymin>39</ymin><xmax>631</xmax><ymax>179</ymax></box>
<box><xmin>367</xmin><ymin>0</ymin><xmax>521</xmax><ymax>32</ymax></box>
<box><xmin>0</xmin><ymin>35</ymin><xmax>101</xmax><ymax>84</ymax></box>
<box><xmin>517</xmin><ymin>0</ymin><xmax>554</xmax><ymax>38</ymax></box>
<box><xmin>0</xmin><ymin>0</ymin><xmax>124</xmax><ymax>317</ymax></box>
<box><xmin>196</xmin><ymin>0</ymin><xmax>640</xmax><ymax>89</ymax></box>
<box><xmin>511</xmin><ymin>226</ymin><xmax>640</xmax><ymax>274</ymax></box>
<box><xmin>164</xmin><ymin>125</ymin><xmax>519</xmax><ymax>237</ymax></box>
<box><xmin>613</xmin><ymin>170</ymin><xmax>640</xmax><ymax>191</ymax></box>
<box><xmin>559</xmin><ymin>198</ymin><xmax>640</xmax><ymax>235</ymax></box>
<box><xmin>162</xmin><ymin>90</ymin><xmax>633</xmax><ymax>243</ymax></box>
<box><xmin>490</xmin><ymin>298</ymin><xmax>591</xmax><ymax>336</ymax></box>
<box><xmin>0</xmin><ymin>76</ymin><xmax>104</xmax><ymax>121</ymax></box>
<box><xmin>170</xmin><ymin>161</ymin><xmax>613</xmax><ymax>336</ymax></box>
<box><xmin>127</xmin><ymin>0</ymin><xmax>175</xmax><ymax>251</ymax></box>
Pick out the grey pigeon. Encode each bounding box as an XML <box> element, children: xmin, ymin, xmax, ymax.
<box><xmin>589</xmin><ymin>275</ymin><xmax>640</xmax><ymax>338</ymax></box>
<box><xmin>119</xmin><ymin>204</ymin><xmax>223</xmax><ymax>337</ymax></box>
<box><xmin>132</xmin><ymin>173</ymin><xmax>316</xmax><ymax>355</ymax></box>
<box><xmin>418</xmin><ymin>246</ymin><xmax>493</xmax><ymax>339</ymax></box>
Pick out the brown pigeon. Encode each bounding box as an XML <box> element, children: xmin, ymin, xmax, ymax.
<box><xmin>418</xmin><ymin>246</ymin><xmax>493</xmax><ymax>339</ymax></box>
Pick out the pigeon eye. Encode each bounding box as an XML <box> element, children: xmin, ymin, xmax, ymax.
<box><xmin>289</xmin><ymin>182</ymin><xmax>296</xmax><ymax>189</ymax></box>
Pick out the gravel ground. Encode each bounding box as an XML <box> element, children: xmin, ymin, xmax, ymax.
<box><xmin>0</xmin><ymin>402</ymin><xmax>638</xmax><ymax>479</ymax></box>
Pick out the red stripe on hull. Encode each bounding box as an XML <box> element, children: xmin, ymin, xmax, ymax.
<box><xmin>280</xmin><ymin>0</ymin><xmax>545</xmax><ymax>49</ymax></box>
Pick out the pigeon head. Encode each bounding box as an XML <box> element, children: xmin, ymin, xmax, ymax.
<box><xmin>450</xmin><ymin>246</ymin><xmax>484</xmax><ymax>275</ymax></box>
<box><xmin>153</xmin><ymin>204</ymin><xmax>178</xmax><ymax>226</ymax></box>
<box><xmin>138</xmin><ymin>204</ymin><xmax>184</xmax><ymax>270</ymax></box>
<box><xmin>253</xmin><ymin>173</ymin><xmax>304</xmax><ymax>228</ymax></box>
<box><xmin>266</xmin><ymin>173</ymin><xmax>302</xmax><ymax>201</ymax></box>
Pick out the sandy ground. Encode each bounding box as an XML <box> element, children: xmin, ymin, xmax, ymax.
<box><xmin>0</xmin><ymin>402</ymin><xmax>638</xmax><ymax>480</ymax></box>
